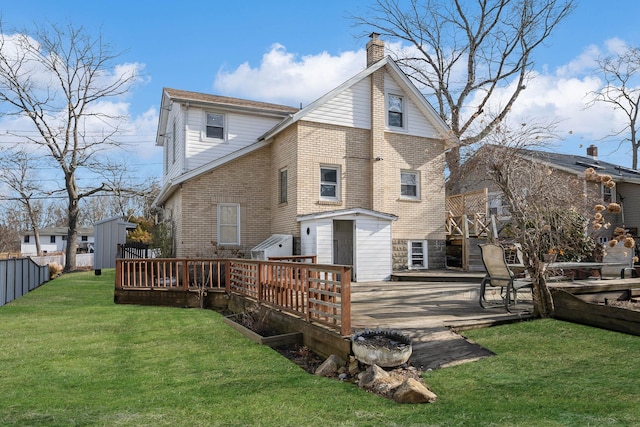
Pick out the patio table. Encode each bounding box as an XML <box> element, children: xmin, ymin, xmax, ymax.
<box><xmin>544</xmin><ymin>261</ymin><xmax>627</xmax><ymax>280</ymax></box>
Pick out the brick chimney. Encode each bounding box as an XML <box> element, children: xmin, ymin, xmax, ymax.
<box><xmin>587</xmin><ymin>144</ymin><xmax>598</xmax><ymax>159</ymax></box>
<box><xmin>366</xmin><ymin>32</ymin><xmax>385</xmax><ymax>66</ymax></box>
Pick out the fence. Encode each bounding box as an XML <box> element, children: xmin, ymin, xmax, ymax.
<box><xmin>0</xmin><ymin>258</ymin><xmax>50</xmax><ymax>307</ymax></box>
<box><xmin>115</xmin><ymin>258</ymin><xmax>351</xmax><ymax>335</ymax></box>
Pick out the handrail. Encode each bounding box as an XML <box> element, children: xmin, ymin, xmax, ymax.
<box><xmin>115</xmin><ymin>258</ymin><xmax>351</xmax><ymax>335</ymax></box>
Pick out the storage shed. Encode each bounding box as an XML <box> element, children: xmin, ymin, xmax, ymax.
<box><xmin>93</xmin><ymin>217</ymin><xmax>137</xmax><ymax>275</ymax></box>
<box><xmin>297</xmin><ymin>208</ymin><xmax>397</xmax><ymax>282</ymax></box>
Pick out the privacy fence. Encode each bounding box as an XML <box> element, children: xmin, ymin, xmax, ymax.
<box><xmin>0</xmin><ymin>258</ymin><xmax>50</xmax><ymax>307</ymax></box>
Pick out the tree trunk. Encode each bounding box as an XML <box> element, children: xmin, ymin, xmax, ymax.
<box><xmin>64</xmin><ymin>188</ymin><xmax>79</xmax><ymax>272</ymax></box>
<box><xmin>532</xmin><ymin>275</ymin><xmax>554</xmax><ymax>318</ymax></box>
<box><xmin>445</xmin><ymin>146</ymin><xmax>463</xmax><ymax>194</ymax></box>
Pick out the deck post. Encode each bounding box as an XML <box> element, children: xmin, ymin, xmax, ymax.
<box><xmin>340</xmin><ymin>266</ymin><xmax>351</xmax><ymax>336</ymax></box>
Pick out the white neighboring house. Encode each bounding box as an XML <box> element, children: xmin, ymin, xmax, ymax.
<box><xmin>21</xmin><ymin>227</ymin><xmax>95</xmax><ymax>256</ymax></box>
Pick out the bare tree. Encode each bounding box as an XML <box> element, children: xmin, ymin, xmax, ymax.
<box><xmin>353</xmin><ymin>0</ymin><xmax>575</xmax><ymax>192</ymax></box>
<box><xmin>474</xmin><ymin>121</ymin><xmax>602</xmax><ymax>317</ymax></box>
<box><xmin>590</xmin><ymin>46</ymin><xmax>640</xmax><ymax>169</ymax></box>
<box><xmin>0</xmin><ymin>149</ymin><xmax>47</xmax><ymax>255</ymax></box>
<box><xmin>0</xmin><ymin>22</ymin><xmax>138</xmax><ymax>271</ymax></box>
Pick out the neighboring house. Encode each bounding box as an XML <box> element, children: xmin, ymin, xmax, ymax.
<box><xmin>153</xmin><ymin>34</ymin><xmax>458</xmax><ymax>281</ymax></box>
<box><xmin>454</xmin><ymin>144</ymin><xmax>640</xmax><ymax>242</ymax></box>
<box><xmin>21</xmin><ymin>227</ymin><xmax>95</xmax><ymax>256</ymax></box>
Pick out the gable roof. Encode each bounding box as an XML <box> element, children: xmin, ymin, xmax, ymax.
<box><xmin>516</xmin><ymin>147</ymin><xmax>640</xmax><ymax>184</ymax></box>
<box><xmin>154</xmin><ymin>56</ymin><xmax>459</xmax><ymax>206</ymax></box>
<box><xmin>259</xmin><ymin>57</ymin><xmax>457</xmax><ymax>148</ymax></box>
<box><xmin>156</xmin><ymin>88</ymin><xmax>299</xmax><ymax>146</ymax></box>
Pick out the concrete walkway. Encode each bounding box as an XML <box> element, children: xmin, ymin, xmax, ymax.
<box><xmin>350</xmin><ymin>279</ymin><xmax>534</xmax><ymax>370</ymax></box>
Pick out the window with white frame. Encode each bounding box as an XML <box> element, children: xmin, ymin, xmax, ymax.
<box><xmin>602</xmin><ymin>182</ymin><xmax>614</xmax><ymax>203</ymax></box>
<box><xmin>400</xmin><ymin>171</ymin><xmax>419</xmax><ymax>199</ymax></box>
<box><xmin>388</xmin><ymin>94</ymin><xmax>404</xmax><ymax>128</ymax></box>
<box><xmin>320</xmin><ymin>166</ymin><xmax>340</xmax><ymax>201</ymax></box>
<box><xmin>408</xmin><ymin>240</ymin><xmax>427</xmax><ymax>269</ymax></box>
<box><xmin>205</xmin><ymin>112</ymin><xmax>225</xmax><ymax>140</ymax></box>
<box><xmin>218</xmin><ymin>204</ymin><xmax>240</xmax><ymax>245</ymax></box>
<box><xmin>24</xmin><ymin>235</ymin><xmax>29</xmax><ymax>243</ymax></box>
<box><xmin>279</xmin><ymin>168</ymin><xmax>288</xmax><ymax>204</ymax></box>
<box><xmin>50</xmin><ymin>236</ymin><xmax>56</xmax><ymax>244</ymax></box>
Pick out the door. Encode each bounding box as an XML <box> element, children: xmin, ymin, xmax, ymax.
<box><xmin>333</xmin><ymin>220</ymin><xmax>354</xmax><ymax>272</ymax></box>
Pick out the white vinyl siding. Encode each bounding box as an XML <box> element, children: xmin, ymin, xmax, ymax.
<box><xmin>163</xmin><ymin>103</ymin><xmax>185</xmax><ymax>182</ymax></box>
<box><xmin>304</xmin><ymin>78</ymin><xmax>371</xmax><ymax>129</ymax></box>
<box><xmin>355</xmin><ymin>218</ymin><xmax>393</xmax><ymax>281</ymax></box>
<box><xmin>384</xmin><ymin>75</ymin><xmax>441</xmax><ymax>138</ymax></box>
<box><xmin>184</xmin><ymin>107</ymin><xmax>284</xmax><ymax>171</ymax></box>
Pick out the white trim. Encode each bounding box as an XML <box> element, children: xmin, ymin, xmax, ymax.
<box><xmin>320</xmin><ymin>165</ymin><xmax>341</xmax><ymax>202</ymax></box>
<box><xmin>202</xmin><ymin>111</ymin><xmax>227</xmax><ymax>142</ymax></box>
<box><xmin>408</xmin><ymin>240</ymin><xmax>428</xmax><ymax>269</ymax></box>
<box><xmin>217</xmin><ymin>203</ymin><xmax>240</xmax><ymax>245</ymax></box>
<box><xmin>400</xmin><ymin>170</ymin><xmax>420</xmax><ymax>200</ymax></box>
<box><xmin>387</xmin><ymin>92</ymin><xmax>407</xmax><ymax>131</ymax></box>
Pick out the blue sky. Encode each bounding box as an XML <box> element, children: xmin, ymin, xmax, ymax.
<box><xmin>2</xmin><ymin>0</ymin><xmax>640</xmax><ymax>183</ymax></box>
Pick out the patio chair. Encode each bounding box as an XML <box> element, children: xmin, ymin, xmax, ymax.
<box><xmin>601</xmin><ymin>244</ymin><xmax>636</xmax><ymax>279</ymax></box>
<box><xmin>478</xmin><ymin>243</ymin><xmax>533</xmax><ymax>312</ymax></box>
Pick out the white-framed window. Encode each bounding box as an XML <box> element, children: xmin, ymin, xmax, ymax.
<box><xmin>81</xmin><ymin>235</ymin><xmax>88</xmax><ymax>242</ymax></box>
<box><xmin>279</xmin><ymin>168</ymin><xmax>288</xmax><ymax>204</ymax></box>
<box><xmin>320</xmin><ymin>165</ymin><xmax>340</xmax><ymax>201</ymax></box>
<box><xmin>400</xmin><ymin>170</ymin><xmax>419</xmax><ymax>199</ymax></box>
<box><xmin>217</xmin><ymin>203</ymin><xmax>240</xmax><ymax>245</ymax></box>
<box><xmin>50</xmin><ymin>236</ymin><xmax>56</xmax><ymax>244</ymax></box>
<box><xmin>408</xmin><ymin>240</ymin><xmax>428</xmax><ymax>269</ymax></box>
<box><xmin>388</xmin><ymin>94</ymin><xmax>405</xmax><ymax>128</ymax></box>
<box><xmin>24</xmin><ymin>235</ymin><xmax>29</xmax><ymax>243</ymax></box>
<box><xmin>204</xmin><ymin>112</ymin><xmax>225</xmax><ymax>140</ymax></box>
<box><xmin>602</xmin><ymin>183</ymin><xmax>614</xmax><ymax>203</ymax></box>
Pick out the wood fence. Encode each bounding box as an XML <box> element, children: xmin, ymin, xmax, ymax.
<box><xmin>0</xmin><ymin>258</ymin><xmax>50</xmax><ymax>307</ymax></box>
<box><xmin>115</xmin><ymin>258</ymin><xmax>351</xmax><ymax>335</ymax></box>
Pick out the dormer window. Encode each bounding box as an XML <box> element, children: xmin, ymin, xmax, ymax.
<box><xmin>205</xmin><ymin>112</ymin><xmax>225</xmax><ymax>140</ymax></box>
<box><xmin>388</xmin><ymin>94</ymin><xmax>404</xmax><ymax>128</ymax></box>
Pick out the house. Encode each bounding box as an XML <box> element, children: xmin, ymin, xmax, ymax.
<box><xmin>153</xmin><ymin>34</ymin><xmax>458</xmax><ymax>281</ymax></box>
<box><xmin>454</xmin><ymin>144</ymin><xmax>640</xmax><ymax>242</ymax></box>
<box><xmin>21</xmin><ymin>227</ymin><xmax>94</xmax><ymax>256</ymax></box>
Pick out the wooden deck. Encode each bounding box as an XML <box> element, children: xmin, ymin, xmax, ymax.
<box><xmin>351</xmin><ymin>278</ymin><xmax>534</xmax><ymax>370</ymax></box>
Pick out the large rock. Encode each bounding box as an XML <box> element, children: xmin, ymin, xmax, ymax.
<box><xmin>393</xmin><ymin>378</ymin><xmax>437</xmax><ymax>404</ymax></box>
<box><xmin>314</xmin><ymin>354</ymin><xmax>345</xmax><ymax>377</ymax></box>
<box><xmin>357</xmin><ymin>364</ymin><xmax>389</xmax><ymax>388</ymax></box>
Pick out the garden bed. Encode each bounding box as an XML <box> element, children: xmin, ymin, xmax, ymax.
<box><xmin>550</xmin><ymin>285</ymin><xmax>640</xmax><ymax>336</ymax></box>
<box><xmin>223</xmin><ymin>313</ymin><xmax>303</xmax><ymax>347</ymax></box>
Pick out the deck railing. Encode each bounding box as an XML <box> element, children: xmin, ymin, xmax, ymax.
<box><xmin>115</xmin><ymin>258</ymin><xmax>351</xmax><ymax>335</ymax></box>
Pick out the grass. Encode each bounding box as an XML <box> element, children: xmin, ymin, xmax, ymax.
<box><xmin>0</xmin><ymin>271</ymin><xmax>639</xmax><ymax>426</ymax></box>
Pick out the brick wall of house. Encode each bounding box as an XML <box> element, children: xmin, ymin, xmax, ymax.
<box><xmin>295</xmin><ymin>120</ymin><xmax>373</xmax><ymax>215</ymax></box>
<box><xmin>177</xmin><ymin>147</ymin><xmax>273</xmax><ymax>258</ymax></box>
<box><xmin>270</xmin><ymin>125</ymin><xmax>300</xmax><ymax>236</ymax></box>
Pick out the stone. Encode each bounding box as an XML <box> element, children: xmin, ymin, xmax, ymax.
<box><xmin>347</xmin><ymin>356</ymin><xmax>360</xmax><ymax>376</ymax></box>
<box><xmin>314</xmin><ymin>354</ymin><xmax>345</xmax><ymax>377</ymax></box>
<box><xmin>392</xmin><ymin>378</ymin><xmax>437</xmax><ymax>404</ymax></box>
<box><xmin>357</xmin><ymin>364</ymin><xmax>389</xmax><ymax>388</ymax></box>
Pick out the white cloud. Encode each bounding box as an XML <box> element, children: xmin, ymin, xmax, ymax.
<box><xmin>213</xmin><ymin>43</ymin><xmax>366</xmax><ymax>106</ymax></box>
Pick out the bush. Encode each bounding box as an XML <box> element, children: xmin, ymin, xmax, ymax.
<box><xmin>48</xmin><ymin>262</ymin><xmax>63</xmax><ymax>277</ymax></box>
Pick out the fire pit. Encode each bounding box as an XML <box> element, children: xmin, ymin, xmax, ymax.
<box><xmin>351</xmin><ymin>329</ymin><xmax>412</xmax><ymax>367</ymax></box>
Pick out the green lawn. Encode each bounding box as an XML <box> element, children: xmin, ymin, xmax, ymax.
<box><xmin>1</xmin><ymin>270</ymin><xmax>639</xmax><ymax>426</ymax></box>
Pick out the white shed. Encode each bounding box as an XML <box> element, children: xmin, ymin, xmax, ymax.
<box><xmin>297</xmin><ymin>208</ymin><xmax>398</xmax><ymax>282</ymax></box>
<box><xmin>93</xmin><ymin>217</ymin><xmax>137</xmax><ymax>274</ymax></box>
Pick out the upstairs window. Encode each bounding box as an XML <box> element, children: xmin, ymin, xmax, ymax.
<box><xmin>50</xmin><ymin>236</ymin><xmax>56</xmax><ymax>243</ymax></box>
<box><xmin>24</xmin><ymin>235</ymin><xmax>29</xmax><ymax>243</ymax></box>
<box><xmin>81</xmin><ymin>235</ymin><xmax>88</xmax><ymax>242</ymax></box>
<box><xmin>400</xmin><ymin>171</ymin><xmax>419</xmax><ymax>199</ymax></box>
<box><xmin>320</xmin><ymin>166</ymin><xmax>340</xmax><ymax>201</ymax></box>
<box><xmin>388</xmin><ymin>94</ymin><xmax>404</xmax><ymax>128</ymax></box>
<box><xmin>205</xmin><ymin>112</ymin><xmax>225</xmax><ymax>140</ymax></box>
